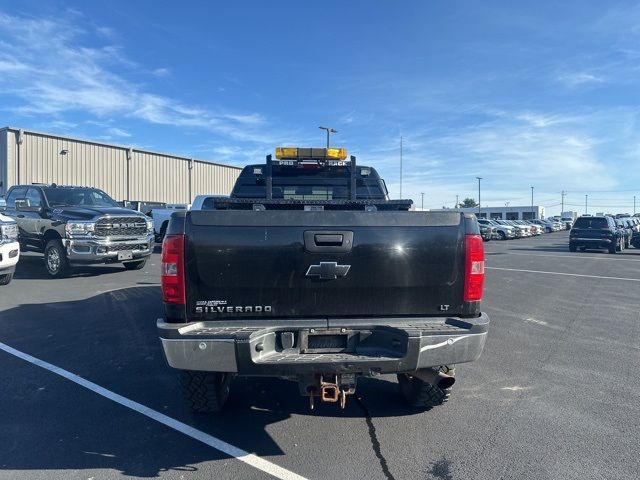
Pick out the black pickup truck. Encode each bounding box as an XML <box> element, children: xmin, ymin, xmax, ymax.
<box><xmin>2</xmin><ymin>184</ymin><xmax>154</xmax><ymax>277</ymax></box>
<box><xmin>158</xmin><ymin>147</ymin><xmax>489</xmax><ymax>411</ymax></box>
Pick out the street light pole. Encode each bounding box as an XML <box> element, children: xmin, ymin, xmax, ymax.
<box><xmin>456</xmin><ymin>194</ymin><xmax>459</xmax><ymax>209</ymax></box>
<box><xmin>420</xmin><ymin>192</ymin><xmax>424</xmax><ymax>210</ymax></box>
<box><xmin>318</xmin><ymin>126</ymin><xmax>337</xmax><ymax>148</ymax></box>
<box><xmin>476</xmin><ymin>177</ymin><xmax>482</xmax><ymax>216</ymax></box>
<box><xmin>561</xmin><ymin>190</ymin><xmax>566</xmax><ymax>215</ymax></box>
<box><xmin>400</xmin><ymin>136</ymin><xmax>403</xmax><ymax>199</ymax></box>
<box><xmin>531</xmin><ymin>186</ymin><xmax>534</xmax><ymax>219</ymax></box>
<box><xmin>585</xmin><ymin>194</ymin><xmax>588</xmax><ymax>214</ymax></box>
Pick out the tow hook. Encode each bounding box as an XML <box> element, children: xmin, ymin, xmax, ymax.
<box><xmin>308</xmin><ymin>374</ymin><xmax>355</xmax><ymax>409</ymax></box>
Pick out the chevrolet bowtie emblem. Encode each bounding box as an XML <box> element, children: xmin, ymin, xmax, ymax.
<box><xmin>305</xmin><ymin>262</ymin><xmax>351</xmax><ymax>280</ymax></box>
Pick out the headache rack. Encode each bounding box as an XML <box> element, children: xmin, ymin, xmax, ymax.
<box><xmin>208</xmin><ymin>152</ymin><xmax>412</xmax><ymax>211</ymax></box>
<box><xmin>265</xmin><ymin>152</ymin><xmax>359</xmax><ymax>201</ymax></box>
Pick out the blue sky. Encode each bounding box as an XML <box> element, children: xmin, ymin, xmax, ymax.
<box><xmin>2</xmin><ymin>1</ymin><xmax>640</xmax><ymax>214</ymax></box>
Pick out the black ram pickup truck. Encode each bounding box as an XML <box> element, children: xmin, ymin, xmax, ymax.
<box><xmin>2</xmin><ymin>184</ymin><xmax>154</xmax><ymax>277</ymax></box>
<box><xmin>158</xmin><ymin>147</ymin><xmax>489</xmax><ymax>411</ymax></box>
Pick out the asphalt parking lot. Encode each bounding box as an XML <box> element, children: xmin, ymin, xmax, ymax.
<box><xmin>1</xmin><ymin>232</ymin><xmax>639</xmax><ymax>480</ymax></box>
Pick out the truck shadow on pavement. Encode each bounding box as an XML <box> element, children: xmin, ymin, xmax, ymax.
<box><xmin>0</xmin><ymin>286</ymin><xmax>422</xmax><ymax>478</ymax></box>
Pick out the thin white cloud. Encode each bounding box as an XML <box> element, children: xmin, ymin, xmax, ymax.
<box><xmin>107</xmin><ymin>127</ymin><xmax>131</xmax><ymax>138</ymax></box>
<box><xmin>556</xmin><ymin>72</ymin><xmax>604</xmax><ymax>88</ymax></box>
<box><xmin>152</xmin><ymin>67</ymin><xmax>170</xmax><ymax>77</ymax></box>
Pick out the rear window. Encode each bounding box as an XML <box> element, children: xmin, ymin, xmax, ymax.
<box><xmin>573</xmin><ymin>217</ymin><xmax>608</xmax><ymax>229</ymax></box>
<box><xmin>232</xmin><ymin>165</ymin><xmax>387</xmax><ymax>200</ymax></box>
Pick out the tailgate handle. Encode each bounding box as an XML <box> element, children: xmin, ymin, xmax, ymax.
<box><xmin>304</xmin><ymin>231</ymin><xmax>354</xmax><ymax>253</ymax></box>
<box><xmin>315</xmin><ymin>234</ymin><xmax>343</xmax><ymax>245</ymax></box>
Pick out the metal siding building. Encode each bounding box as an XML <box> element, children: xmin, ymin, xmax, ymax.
<box><xmin>0</xmin><ymin>127</ymin><xmax>241</xmax><ymax>202</ymax></box>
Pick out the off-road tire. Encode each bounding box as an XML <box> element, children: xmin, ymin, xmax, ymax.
<box><xmin>44</xmin><ymin>239</ymin><xmax>71</xmax><ymax>278</ymax></box>
<box><xmin>123</xmin><ymin>259</ymin><xmax>147</xmax><ymax>270</ymax></box>
<box><xmin>0</xmin><ymin>273</ymin><xmax>13</xmax><ymax>285</ymax></box>
<box><xmin>179</xmin><ymin>370</ymin><xmax>232</xmax><ymax>413</ymax></box>
<box><xmin>397</xmin><ymin>365</ymin><xmax>455</xmax><ymax>410</ymax></box>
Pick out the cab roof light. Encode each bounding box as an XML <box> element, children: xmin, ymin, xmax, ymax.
<box><xmin>275</xmin><ymin>147</ymin><xmax>348</xmax><ymax>161</ymax></box>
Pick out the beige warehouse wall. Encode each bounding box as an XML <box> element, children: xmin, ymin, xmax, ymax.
<box><xmin>20</xmin><ymin>132</ymin><xmax>128</xmax><ymax>199</ymax></box>
<box><xmin>1</xmin><ymin>128</ymin><xmax>241</xmax><ymax>202</ymax></box>
<box><xmin>192</xmin><ymin>160</ymin><xmax>241</xmax><ymax>197</ymax></box>
<box><xmin>129</xmin><ymin>151</ymin><xmax>191</xmax><ymax>203</ymax></box>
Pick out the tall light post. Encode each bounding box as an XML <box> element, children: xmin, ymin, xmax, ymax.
<box><xmin>399</xmin><ymin>136</ymin><xmax>404</xmax><ymax>199</ymax></box>
<box><xmin>420</xmin><ymin>192</ymin><xmax>424</xmax><ymax>210</ymax></box>
<box><xmin>585</xmin><ymin>194</ymin><xmax>588</xmax><ymax>214</ymax></box>
<box><xmin>531</xmin><ymin>186</ymin><xmax>534</xmax><ymax>219</ymax></box>
<box><xmin>561</xmin><ymin>190</ymin><xmax>566</xmax><ymax>215</ymax></box>
<box><xmin>455</xmin><ymin>194</ymin><xmax>459</xmax><ymax>209</ymax></box>
<box><xmin>476</xmin><ymin>177</ymin><xmax>482</xmax><ymax>216</ymax></box>
<box><xmin>318</xmin><ymin>126</ymin><xmax>337</xmax><ymax>148</ymax></box>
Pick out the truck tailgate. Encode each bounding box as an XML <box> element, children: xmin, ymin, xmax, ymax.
<box><xmin>184</xmin><ymin>210</ymin><xmax>467</xmax><ymax>319</ymax></box>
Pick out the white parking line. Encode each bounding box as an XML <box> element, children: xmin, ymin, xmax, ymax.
<box><xmin>486</xmin><ymin>266</ymin><xmax>640</xmax><ymax>282</ymax></box>
<box><xmin>506</xmin><ymin>252</ymin><xmax>640</xmax><ymax>262</ymax></box>
<box><xmin>0</xmin><ymin>341</ymin><xmax>308</xmax><ymax>480</ymax></box>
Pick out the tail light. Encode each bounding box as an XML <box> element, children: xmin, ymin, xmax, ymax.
<box><xmin>464</xmin><ymin>234</ymin><xmax>485</xmax><ymax>302</ymax></box>
<box><xmin>161</xmin><ymin>234</ymin><xmax>185</xmax><ymax>304</ymax></box>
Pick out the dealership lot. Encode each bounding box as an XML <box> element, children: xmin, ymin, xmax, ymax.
<box><xmin>1</xmin><ymin>232</ymin><xmax>639</xmax><ymax>480</ymax></box>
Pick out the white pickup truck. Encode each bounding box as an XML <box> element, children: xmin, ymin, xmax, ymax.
<box><xmin>151</xmin><ymin>204</ymin><xmax>190</xmax><ymax>242</ymax></box>
<box><xmin>0</xmin><ymin>212</ymin><xmax>20</xmax><ymax>285</ymax></box>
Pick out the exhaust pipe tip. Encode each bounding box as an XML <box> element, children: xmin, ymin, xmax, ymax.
<box><xmin>437</xmin><ymin>376</ymin><xmax>456</xmax><ymax>389</ymax></box>
<box><xmin>411</xmin><ymin>369</ymin><xmax>456</xmax><ymax>390</ymax></box>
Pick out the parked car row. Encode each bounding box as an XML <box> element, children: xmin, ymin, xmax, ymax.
<box><xmin>569</xmin><ymin>215</ymin><xmax>640</xmax><ymax>254</ymax></box>
<box><xmin>476</xmin><ymin>218</ymin><xmax>566</xmax><ymax>240</ymax></box>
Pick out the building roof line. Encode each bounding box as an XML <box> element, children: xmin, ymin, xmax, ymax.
<box><xmin>0</xmin><ymin>126</ymin><xmax>242</xmax><ymax>170</ymax></box>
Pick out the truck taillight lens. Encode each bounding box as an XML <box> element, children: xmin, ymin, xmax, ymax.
<box><xmin>464</xmin><ymin>234</ymin><xmax>485</xmax><ymax>302</ymax></box>
<box><xmin>161</xmin><ymin>234</ymin><xmax>185</xmax><ymax>304</ymax></box>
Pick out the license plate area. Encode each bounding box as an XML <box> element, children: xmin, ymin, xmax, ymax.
<box><xmin>117</xmin><ymin>251</ymin><xmax>133</xmax><ymax>260</ymax></box>
<box><xmin>300</xmin><ymin>329</ymin><xmax>356</xmax><ymax>353</ymax></box>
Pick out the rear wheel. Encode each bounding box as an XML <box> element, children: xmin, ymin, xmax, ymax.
<box><xmin>44</xmin><ymin>239</ymin><xmax>71</xmax><ymax>278</ymax></box>
<box><xmin>179</xmin><ymin>371</ymin><xmax>232</xmax><ymax>413</ymax></box>
<box><xmin>569</xmin><ymin>243</ymin><xmax>577</xmax><ymax>252</ymax></box>
<box><xmin>609</xmin><ymin>242</ymin><xmax>617</xmax><ymax>254</ymax></box>
<box><xmin>397</xmin><ymin>365</ymin><xmax>454</xmax><ymax>410</ymax></box>
<box><xmin>0</xmin><ymin>273</ymin><xmax>13</xmax><ymax>285</ymax></box>
<box><xmin>123</xmin><ymin>259</ymin><xmax>146</xmax><ymax>270</ymax></box>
